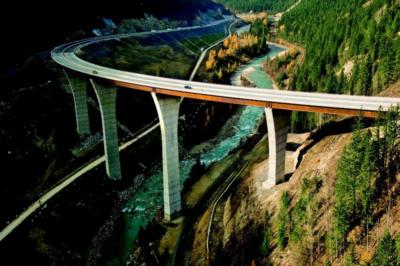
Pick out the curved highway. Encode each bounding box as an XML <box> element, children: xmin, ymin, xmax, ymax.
<box><xmin>0</xmin><ymin>20</ymin><xmax>234</xmax><ymax>243</ymax></box>
<box><xmin>52</xmin><ymin>22</ymin><xmax>400</xmax><ymax>117</ymax></box>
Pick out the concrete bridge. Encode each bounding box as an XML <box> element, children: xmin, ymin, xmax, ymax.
<box><xmin>52</xmin><ymin>25</ymin><xmax>400</xmax><ymax>220</ymax></box>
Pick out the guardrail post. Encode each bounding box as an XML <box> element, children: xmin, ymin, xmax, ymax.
<box><xmin>265</xmin><ymin>108</ymin><xmax>290</xmax><ymax>185</ymax></box>
<box><xmin>64</xmin><ymin>70</ymin><xmax>91</xmax><ymax>136</ymax></box>
<box><xmin>152</xmin><ymin>93</ymin><xmax>182</xmax><ymax>221</ymax></box>
<box><xmin>91</xmin><ymin>80</ymin><xmax>122</xmax><ymax>180</ymax></box>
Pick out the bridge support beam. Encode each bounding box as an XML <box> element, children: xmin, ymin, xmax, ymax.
<box><xmin>64</xmin><ymin>70</ymin><xmax>91</xmax><ymax>136</ymax></box>
<box><xmin>91</xmin><ymin>80</ymin><xmax>122</xmax><ymax>180</ymax></box>
<box><xmin>152</xmin><ymin>93</ymin><xmax>181</xmax><ymax>221</ymax></box>
<box><xmin>265</xmin><ymin>108</ymin><xmax>290</xmax><ymax>185</ymax></box>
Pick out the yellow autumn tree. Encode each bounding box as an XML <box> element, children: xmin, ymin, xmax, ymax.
<box><xmin>229</xmin><ymin>34</ymin><xmax>240</xmax><ymax>51</ymax></box>
<box><xmin>240</xmin><ymin>34</ymin><xmax>259</xmax><ymax>48</ymax></box>
<box><xmin>209</xmin><ymin>49</ymin><xmax>216</xmax><ymax>58</ymax></box>
<box><xmin>217</xmin><ymin>48</ymin><xmax>226</xmax><ymax>59</ymax></box>
<box><xmin>217</xmin><ymin>68</ymin><xmax>223</xmax><ymax>80</ymax></box>
<box><xmin>225</xmin><ymin>48</ymin><xmax>234</xmax><ymax>56</ymax></box>
<box><xmin>205</xmin><ymin>50</ymin><xmax>216</xmax><ymax>72</ymax></box>
<box><xmin>223</xmin><ymin>38</ymin><xmax>230</xmax><ymax>48</ymax></box>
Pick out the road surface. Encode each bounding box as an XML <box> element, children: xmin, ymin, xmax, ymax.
<box><xmin>51</xmin><ymin>20</ymin><xmax>400</xmax><ymax>118</ymax></box>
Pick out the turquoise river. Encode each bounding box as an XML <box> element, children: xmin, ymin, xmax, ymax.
<box><xmin>107</xmin><ymin>43</ymin><xmax>286</xmax><ymax>265</ymax></box>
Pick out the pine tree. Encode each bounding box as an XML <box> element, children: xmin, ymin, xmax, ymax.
<box><xmin>358</xmin><ymin>131</ymin><xmax>375</xmax><ymax>249</ymax></box>
<box><xmin>344</xmin><ymin>245</ymin><xmax>359</xmax><ymax>266</ymax></box>
<box><xmin>349</xmin><ymin>64</ymin><xmax>360</xmax><ymax>95</ymax></box>
<box><xmin>396</xmin><ymin>235</ymin><xmax>400</xmax><ymax>265</ymax></box>
<box><xmin>378</xmin><ymin>56</ymin><xmax>390</xmax><ymax>90</ymax></box>
<box><xmin>371</xmin><ymin>232</ymin><xmax>397</xmax><ymax>266</ymax></box>
<box><xmin>260</xmin><ymin>211</ymin><xmax>271</xmax><ymax>255</ymax></box>
<box><xmin>277</xmin><ymin>191</ymin><xmax>290</xmax><ymax>250</ymax></box>
<box><xmin>333</xmin><ymin>118</ymin><xmax>371</xmax><ymax>251</ymax></box>
<box><xmin>375</xmin><ymin>106</ymin><xmax>400</xmax><ymax>182</ymax></box>
<box><xmin>337</xmin><ymin>70</ymin><xmax>346</xmax><ymax>94</ymax></box>
<box><xmin>363</xmin><ymin>55</ymin><xmax>372</xmax><ymax>95</ymax></box>
<box><xmin>394</xmin><ymin>40</ymin><xmax>400</xmax><ymax>81</ymax></box>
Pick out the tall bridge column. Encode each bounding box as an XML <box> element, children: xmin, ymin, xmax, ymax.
<box><xmin>265</xmin><ymin>108</ymin><xmax>290</xmax><ymax>185</ymax></box>
<box><xmin>64</xmin><ymin>70</ymin><xmax>91</xmax><ymax>136</ymax></box>
<box><xmin>152</xmin><ymin>93</ymin><xmax>181</xmax><ymax>221</ymax></box>
<box><xmin>91</xmin><ymin>80</ymin><xmax>122</xmax><ymax>180</ymax></box>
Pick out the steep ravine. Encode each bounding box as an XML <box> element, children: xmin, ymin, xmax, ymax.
<box><xmin>192</xmin><ymin>117</ymin><xmax>400</xmax><ymax>266</ymax></box>
<box><xmin>191</xmin><ymin>123</ymin><xmax>353</xmax><ymax>265</ymax></box>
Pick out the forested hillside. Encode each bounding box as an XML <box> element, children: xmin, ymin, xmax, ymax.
<box><xmin>278</xmin><ymin>0</ymin><xmax>400</xmax><ymax>130</ymax></box>
<box><xmin>281</xmin><ymin>0</ymin><xmax>400</xmax><ymax>95</ymax></box>
<box><xmin>265</xmin><ymin>1</ymin><xmax>400</xmax><ymax>263</ymax></box>
<box><xmin>215</xmin><ymin>0</ymin><xmax>297</xmax><ymax>13</ymax></box>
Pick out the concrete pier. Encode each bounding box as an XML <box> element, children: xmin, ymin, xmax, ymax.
<box><xmin>64</xmin><ymin>71</ymin><xmax>91</xmax><ymax>136</ymax></box>
<box><xmin>265</xmin><ymin>108</ymin><xmax>290</xmax><ymax>185</ymax></box>
<box><xmin>152</xmin><ymin>93</ymin><xmax>182</xmax><ymax>221</ymax></box>
<box><xmin>91</xmin><ymin>80</ymin><xmax>122</xmax><ymax>180</ymax></box>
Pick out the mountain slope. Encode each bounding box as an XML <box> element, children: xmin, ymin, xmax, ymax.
<box><xmin>275</xmin><ymin>0</ymin><xmax>400</xmax><ymax>131</ymax></box>
<box><xmin>280</xmin><ymin>0</ymin><xmax>400</xmax><ymax>96</ymax></box>
<box><xmin>194</xmin><ymin>113</ymin><xmax>399</xmax><ymax>265</ymax></box>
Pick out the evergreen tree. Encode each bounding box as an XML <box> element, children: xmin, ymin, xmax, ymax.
<box><xmin>332</xmin><ymin>118</ymin><xmax>379</xmax><ymax>253</ymax></box>
<box><xmin>358</xmin><ymin>132</ymin><xmax>375</xmax><ymax>247</ymax></box>
<box><xmin>337</xmin><ymin>70</ymin><xmax>346</xmax><ymax>94</ymax></box>
<box><xmin>344</xmin><ymin>245</ymin><xmax>359</xmax><ymax>266</ymax></box>
<box><xmin>260</xmin><ymin>211</ymin><xmax>271</xmax><ymax>256</ymax></box>
<box><xmin>371</xmin><ymin>232</ymin><xmax>397</xmax><ymax>266</ymax></box>
<box><xmin>396</xmin><ymin>236</ymin><xmax>400</xmax><ymax>265</ymax></box>
<box><xmin>335</xmin><ymin>119</ymin><xmax>365</xmax><ymax>228</ymax></box>
<box><xmin>394</xmin><ymin>41</ymin><xmax>400</xmax><ymax>81</ymax></box>
<box><xmin>375</xmin><ymin>106</ymin><xmax>400</xmax><ymax>182</ymax></box>
<box><xmin>277</xmin><ymin>191</ymin><xmax>290</xmax><ymax>250</ymax></box>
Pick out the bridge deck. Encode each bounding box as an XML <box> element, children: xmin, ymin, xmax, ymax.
<box><xmin>105</xmin><ymin>79</ymin><xmax>381</xmax><ymax>118</ymax></box>
<box><xmin>51</xmin><ymin>22</ymin><xmax>400</xmax><ymax>118</ymax></box>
